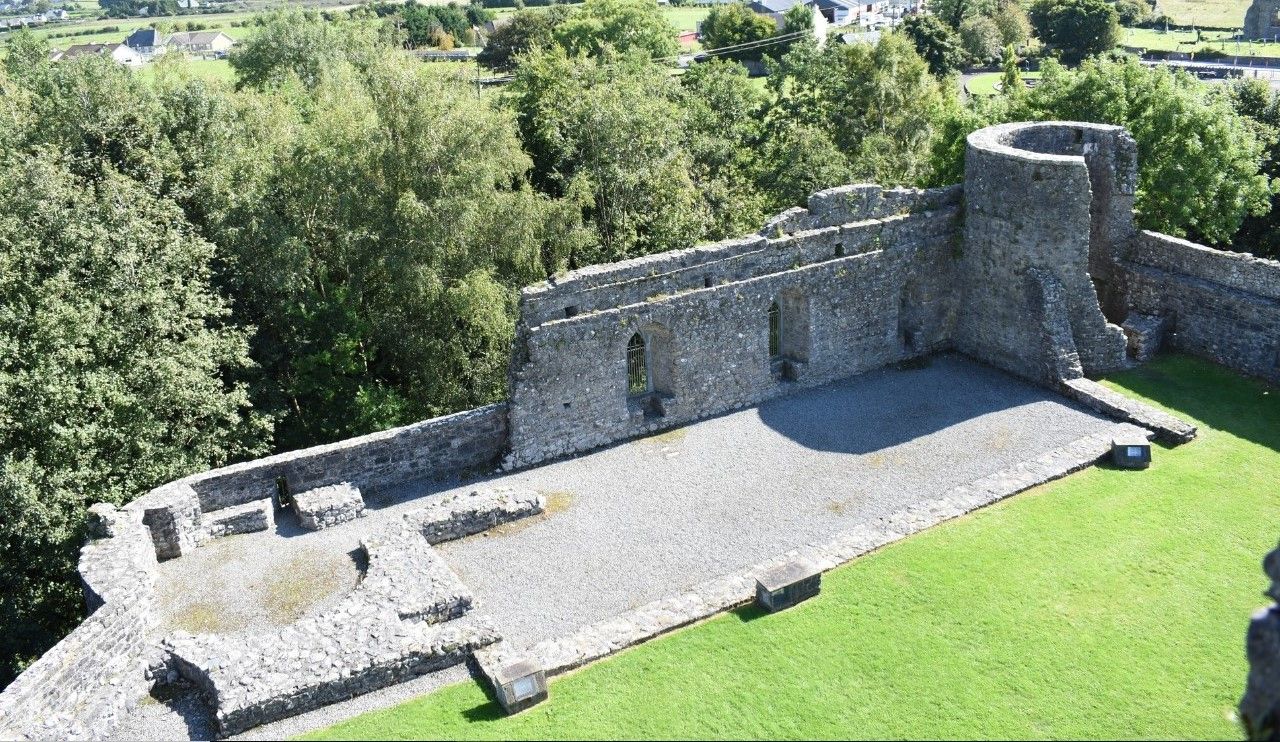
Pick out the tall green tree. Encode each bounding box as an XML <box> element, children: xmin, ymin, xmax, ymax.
<box><xmin>699</xmin><ymin>3</ymin><xmax>778</xmax><ymax>62</ymax></box>
<box><xmin>679</xmin><ymin>59</ymin><xmax>770</xmax><ymax>237</ymax></box>
<box><xmin>475</xmin><ymin>6</ymin><xmax>571</xmax><ymax>71</ymax></box>
<box><xmin>0</xmin><ymin>148</ymin><xmax>268</xmax><ymax>686</ymax></box>
<box><xmin>552</xmin><ymin>0</ymin><xmax>679</xmax><ymax>60</ymax></box>
<box><xmin>1029</xmin><ymin>0</ymin><xmax>1121</xmax><ymax>64</ymax></box>
<box><xmin>901</xmin><ymin>15</ymin><xmax>967</xmax><ymax>76</ymax></box>
<box><xmin>511</xmin><ymin>48</ymin><xmax>705</xmax><ymax>265</ymax></box>
<box><xmin>770</xmin><ymin>33</ymin><xmax>957</xmax><ymax>186</ymax></box>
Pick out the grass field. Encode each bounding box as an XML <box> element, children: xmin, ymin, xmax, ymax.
<box><xmin>966</xmin><ymin>70</ymin><xmax>1043</xmax><ymax>95</ymax></box>
<box><xmin>1121</xmin><ymin>26</ymin><xmax>1280</xmax><ymax>58</ymax></box>
<box><xmin>134</xmin><ymin>56</ymin><xmax>236</xmax><ymax>85</ymax></box>
<box><xmin>1157</xmin><ymin>0</ymin><xmax>1251</xmax><ymax>28</ymax></box>
<box><xmin>306</xmin><ymin>353</ymin><xmax>1278</xmax><ymax>740</ymax></box>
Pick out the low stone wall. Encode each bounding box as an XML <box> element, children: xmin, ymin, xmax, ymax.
<box><xmin>410</xmin><ymin>487</ymin><xmax>544</xmax><ymax>544</ymax></box>
<box><xmin>1123</xmin><ymin>231</ymin><xmax>1280</xmax><ymax>385</ymax></box>
<box><xmin>134</xmin><ymin>403</ymin><xmax>509</xmax><ymax>520</ymax></box>
<box><xmin>167</xmin><ymin>488</ymin><xmax>542</xmax><ymax>737</ymax></box>
<box><xmin>0</xmin><ymin>505</ymin><xmax>158</xmax><ymax>741</ymax></box>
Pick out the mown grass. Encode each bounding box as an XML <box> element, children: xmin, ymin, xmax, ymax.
<box><xmin>306</xmin><ymin>354</ymin><xmax>1277</xmax><ymax>740</ymax></box>
<box><xmin>1121</xmin><ymin>26</ymin><xmax>1280</xmax><ymax>58</ymax></box>
<box><xmin>966</xmin><ymin>70</ymin><xmax>1043</xmax><ymax>96</ymax></box>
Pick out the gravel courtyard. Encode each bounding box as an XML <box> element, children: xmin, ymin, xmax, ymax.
<box><xmin>133</xmin><ymin>353</ymin><xmax>1117</xmax><ymax>739</ymax></box>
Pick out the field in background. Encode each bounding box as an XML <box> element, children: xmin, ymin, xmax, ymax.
<box><xmin>1157</xmin><ymin>0</ymin><xmax>1252</xmax><ymax>28</ymax></box>
<box><xmin>306</xmin><ymin>353</ymin><xmax>1278</xmax><ymax>740</ymax></box>
<box><xmin>1122</xmin><ymin>26</ymin><xmax>1280</xmax><ymax>57</ymax></box>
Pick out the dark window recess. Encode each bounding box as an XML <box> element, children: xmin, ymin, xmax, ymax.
<box><xmin>768</xmin><ymin>302</ymin><xmax>782</xmax><ymax>360</ymax></box>
<box><xmin>627</xmin><ymin>333</ymin><xmax>649</xmax><ymax>396</ymax></box>
<box><xmin>564</xmin><ymin>305</ymin><xmax>579</xmax><ymax>318</ymax></box>
<box><xmin>704</xmin><ymin>275</ymin><xmax>713</xmax><ymax>288</ymax></box>
<box><xmin>834</xmin><ymin>243</ymin><xmax>845</xmax><ymax>257</ymax></box>
<box><xmin>275</xmin><ymin>476</ymin><xmax>292</xmax><ymax>510</ymax></box>
<box><xmin>562</xmin><ymin>401</ymin><xmax>572</xmax><ymax>409</ymax></box>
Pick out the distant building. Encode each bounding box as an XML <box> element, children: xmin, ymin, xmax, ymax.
<box><xmin>167</xmin><ymin>30</ymin><xmax>235</xmax><ymax>55</ymax></box>
<box><xmin>748</xmin><ymin>0</ymin><xmax>863</xmax><ymax>28</ymax></box>
<box><xmin>60</xmin><ymin>42</ymin><xmax>145</xmax><ymax>67</ymax></box>
<box><xmin>123</xmin><ymin>27</ymin><xmax>167</xmax><ymax>59</ymax></box>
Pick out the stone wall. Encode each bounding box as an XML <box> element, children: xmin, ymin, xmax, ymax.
<box><xmin>959</xmin><ymin>122</ymin><xmax>1130</xmax><ymax>385</ymax></box>
<box><xmin>0</xmin><ymin>505</ymin><xmax>158</xmax><ymax>741</ymax></box>
<box><xmin>1244</xmin><ymin>0</ymin><xmax>1280</xmax><ymax>40</ymax></box>
<box><xmin>1122</xmin><ymin>231</ymin><xmax>1280</xmax><ymax>385</ymax></box>
<box><xmin>173</xmin><ymin>403</ymin><xmax>508</xmax><ymax>515</ymax></box>
<box><xmin>505</xmin><ymin>185</ymin><xmax>964</xmax><ymax>468</ymax></box>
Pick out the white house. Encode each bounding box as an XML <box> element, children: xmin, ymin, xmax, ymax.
<box><xmin>167</xmin><ymin>30</ymin><xmax>235</xmax><ymax>55</ymax></box>
<box><xmin>60</xmin><ymin>42</ymin><xmax>145</xmax><ymax>67</ymax></box>
<box><xmin>123</xmin><ymin>27</ymin><xmax>167</xmax><ymax>60</ymax></box>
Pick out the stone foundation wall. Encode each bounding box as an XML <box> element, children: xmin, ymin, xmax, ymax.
<box><xmin>173</xmin><ymin>403</ymin><xmax>508</xmax><ymax>515</ymax></box>
<box><xmin>0</xmin><ymin>505</ymin><xmax>157</xmax><ymax>741</ymax></box>
<box><xmin>1122</xmin><ymin>231</ymin><xmax>1280</xmax><ymax>385</ymax></box>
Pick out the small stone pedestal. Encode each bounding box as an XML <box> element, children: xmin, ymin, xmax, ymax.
<box><xmin>489</xmin><ymin>658</ymin><xmax>548</xmax><ymax>715</ymax></box>
<box><xmin>1110</xmin><ymin>434</ymin><xmax>1152</xmax><ymax>469</ymax></box>
<box><xmin>295</xmin><ymin>482</ymin><xmax>366</xmax><ymax>531</ymax></box>
<box><xmin>755</xmin><ymin>559</ymin><xmax>822</xmax><ymax>613</ymax></box>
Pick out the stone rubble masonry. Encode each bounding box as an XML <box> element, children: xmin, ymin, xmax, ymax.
<box><xmin>960</xmin><ymin>122</ymin><xmax>1130</xmax><ymax>385</ymax></box>
<box><xmin>408</xmin><ymin>486</ymin><xmax>545</xmax><ymax>545</ymax></box>
<box><xmin>295</xmin><ymin>482</ymin><xmax>366</xmax><ymax>531</ymax></box>
<box><xmin>202</xmin><ymin>499</ymin><xmax>273</xmax><ymax>539</ymax></box>
<box><xmin>476</xmin><ymin>422</ymin><xmax>1152</xmax><ymax>680</ymax></box>
<box><xmin>165</xmin><ymin>487</ymin><xmax>540</xmax><ymax>737</ymax></box>
<box><xmin>0</xmin><ymin>504</ymin><xmax>158</xmax><ymax>741</ymax></box>
<box><xmin>1122</xmin><ymin>231</ymin><xmax>1280</xmax><ymax>386</ymax></box>
<box><xmin>179</xmin><ymin>402</ymin><xmax>509</xmax><ymax>516</ymax></box>
<box><xmin>505</xmin><ymin>185</ymin><xmax>965</xmax><ymax>469</ymax></box>
<box><xmin>1121</xmin><ymin>312</ymin><xmax>1172</xmax><ymax>364</ymax></box>
<box><xmin>1059</xmin><ymin>378</ymin><xmax>1197</xmax><ymax>444</ymax></box>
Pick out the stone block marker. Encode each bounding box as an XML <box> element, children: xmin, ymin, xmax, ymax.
<box><xmin>485</xmin><ymin>657</ymin><xmax>549</xmax><ymax>715</ymax></box>
<box><xmin>295</xmin><ymin>482</ymin><xmax>365</xmax><ymax>530</ymax></box>
<box><xmin>202</xmin><ymin>499</ymin><xmax>273</xmax><ymax>539</ymax></box>
<box><xmin>1241</xmin><ymin>540</ymin><xmax>1280</xmax><ymax>740</ymax></box>
<box><xmin>1110</xmin><ymin>434</ymin><xmax>1152</xmax><ymax>469</ymax></box>
<box><xmin>755</xmin><ymin>559</ymin><xmax>822</xmax><ymax>612</ymax></box>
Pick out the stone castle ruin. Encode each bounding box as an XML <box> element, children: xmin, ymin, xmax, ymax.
<box><xmin>1246</xmin><ymin>0</ymin><xmax>1280</xmax><ymax>40</ymax></box>
<box><xmin>2</xmin><ymin>121</ymin><xmax>1279</xmax><ymax>739</ymax></box>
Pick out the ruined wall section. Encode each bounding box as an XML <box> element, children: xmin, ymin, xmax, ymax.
<box><xmin>1122</xmin><ymin>231</ymin><xmax>1280</xmax><ymax>384</ymax></box>
<box><xmin>505</xmin><ymin>186</ymin><xmax>963</xmax><ymax>469</ymax></box>
<box><xmin>0</xmin><ymin>505</ymin><xmax>158</xmax><ymax>741</ymax></box>
<box><xmin>518</xmin><ymin>184</ymin><xmax>961</xmax><ymax>328</ymax></box>
<box><xmin>960</xmin><ymin>122</ymin><xmax>1130</xmax><ymax>384</ymax></box>
<box><xmin>181</xmin><ymin>403</ymin><xmax>508</xmax><ymax>515</ymax></box>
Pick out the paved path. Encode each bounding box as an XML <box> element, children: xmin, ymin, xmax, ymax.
<box><xmin>116</xmin><ymin>354</ymin><xmax>1117</xmax><ymax>740</ymax></box>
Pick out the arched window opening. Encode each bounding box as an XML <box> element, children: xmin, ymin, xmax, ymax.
<box><xmin>626</xmin><ymin>333</ymin><xmax>649</xmax><ymax>396</ymax></box>
<box><xmin>768</xmin><ymin>302</ymin><xmax>782</xmax><ymax>360</ymax></box>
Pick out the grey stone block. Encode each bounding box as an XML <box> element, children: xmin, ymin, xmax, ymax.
<box><xmin>1110</xmin><ymin>434</ymin><xmax>1152</xmax><ymax>469</ymax></box>
<box><xmin>295</xmin><ymin>482</ymin><xmax>365</xmax><ymax>531</ymax></box>
<box><xmin>487</xmin><ymin>658</ymin><xmax>548</xmax><ymax>715</ymax></box>
<box><xmin>755</xmin><ymin>559</ymin><xmax>822</xmax><ymax>612</ymax></box>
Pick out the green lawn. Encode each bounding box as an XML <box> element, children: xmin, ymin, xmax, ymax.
<box><xmin>1121</xmin><ymin>26</ymin><xmax>1280</xmax><ymax>58</ymax></box>
<box><xmin>307</xmin><ymin>354</ymin><xmax>1279</xmax><ymax>740</ymax></box>
<box><xmin>133</xmin><ymin>56</ymin><xmax>236</xmax><ymax>85</ymax></box>
<box><xmin>966</xmin><ymin>70</ymin><xmax>1043</xmax><ymax>96</ymax></box>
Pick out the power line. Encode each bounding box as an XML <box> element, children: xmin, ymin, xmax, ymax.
<box><xmin>471</xmin><ymin>29</ymin><xmax>814</xmax><ymax>87</ymax></box>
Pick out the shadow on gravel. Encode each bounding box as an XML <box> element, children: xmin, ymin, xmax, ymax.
<box><xmin>756</xmin><ymin>354</ymin><xmax>1048</xmax><ymax>455</ymax></box>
